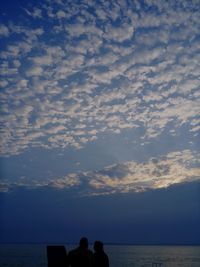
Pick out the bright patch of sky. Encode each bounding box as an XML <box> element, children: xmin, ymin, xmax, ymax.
<box><xmin>0</xmin><ymin>0</ymin><xmax>200</xmax><ymax>195</ymax></box>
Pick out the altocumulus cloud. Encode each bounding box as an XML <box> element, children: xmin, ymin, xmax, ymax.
<box><xmin>0</xmin><ymin>0</ymin><xmax>200</xmax><ymax>157</ymax></box>
<box><xmin>1</xmin><ymin>150</ymin><xmax>199</xmax><ymax>195</ymax></box>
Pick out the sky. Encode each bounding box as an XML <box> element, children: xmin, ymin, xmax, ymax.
<box><xmin>0</xmin><ymin>0</ymin><xmax>200</xmax><ymax>244</ymax></box>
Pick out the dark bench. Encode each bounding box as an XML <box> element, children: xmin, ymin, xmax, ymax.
<box><xmin>47</xmin><ymin>245</ymin><xmax>68</xmax><ymax>267</ymax></box>
<box><xmin>152</xmin><ymin>263</ymin><xmax>163</xmax><ymax>267</ymax></box>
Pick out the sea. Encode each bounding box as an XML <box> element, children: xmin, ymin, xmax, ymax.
<box><xmin>0</xmin><ymin>244</ymin><xmax>200</xmax><ymax>267</ymax></box>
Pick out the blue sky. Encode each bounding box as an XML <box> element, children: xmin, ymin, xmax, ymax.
<box><xmin>0</xmin><ymin>0</ymin><xmax>200</xmax><ymax>244</ymax></box>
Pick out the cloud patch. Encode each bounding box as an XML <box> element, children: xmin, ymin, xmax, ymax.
<box><xmin>86</xmin><ymin>150</ymin><xmax>200</xmax><ymax>195</ymax></box>
<box><xmin>1</xmin><ymin>150</ymin><xmax>199</xmax><ymax>195</ymax></box>
<box><xmin>104</xmin><ymin>24</ymin><xmax>134</xmax><ymax>42</ymax></box>
<box><xmin>0</xmin><ymin>24</ymin><xmax>10</xmax><ymax>37</ymax></box>
<box><xmin>0</xmin><ymin>0</ymin><xmax>200</xmax><ymax>157</ymax></box>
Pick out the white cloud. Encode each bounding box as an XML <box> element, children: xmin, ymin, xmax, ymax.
<box><xmin>86</xmin><ymin>149</ymin><xmax>200</xmax><ymax>195</ymax></box>
<box><xmin>24</xmin><ymin>7</ymin><xmax>42</xmax><ymax>18</ymax></box>
<box><xmin>13</xmin><ymin>60</ymin><xmax>21</xmax><ymax>67</ymax></box>
<box><xmin>17</xmin><ymin>79</ymin><xmax>28</xmax><ymax>87</ymax></box>
<box><xmin>88</xmin><ymin>52</ymin><xmax>119</xmax><ymax>66</ymax></box>
<box><xmin>0</xmin><ymin>80</ymin><xmax>8</xmax><ymax>88</ymax></box>
<box><xmin>0</xmin><ymin>66</ymin><xmax>18</xmax><ymax>76</ymax></box>
<box><xmin>56</xmin><ymin>10</ymin><xmax>66</xmax><ymax>19</ymax></box>
<box><xmin>0</xmin><ymin>25</ymin><xmax>10</xmax><ymax>37</ymax></box>
<box><xmin>104</xmin><ymin>23</ymin><xmax>134</xmax><ymax>42</ymax></box>
<box><xmin>1</xmin><ymin>150</ymin><xmax>199</xmax><ymax>195</ymax></box>
<box><xmin>32</xmin><ymin>55</ymin><xmax>53</xmax><ymax>66</ymax></box>
<box><xmin>66</xmin><ymin>23</ymin><xmax>103</xmax><ymax>38</ymax></box>
<box><xmin>95</xmin><ymin>8</ymin><xmax>108</xmax><ymax>20</ymax></box>
<box><xmin>0</xmin><ymin>182</ymin><xmax>10</xmax><ymax>192</ymax></box>
<box><xmin>26</xmin><ymin>66</ymin><xmax>43</xmax><ymax>77</ymax></box>
<box><xmin>0</xmin><ymin>174</ymin><xmax>80</xmax><ymax>192</ymax></box>
<box><xmin>46</xmin><ymin>125</ymin><xmax>66</xmax><ymax>134</ymax></box>
<box><xmin>0</xmin><ymin>0</ymin><xmax>199</xmax><ymax>157</ymax></box>
<box><xmin>49</xmin><ymin>174</ymin><xmax>80</xmax><ymax>189</ymax></box>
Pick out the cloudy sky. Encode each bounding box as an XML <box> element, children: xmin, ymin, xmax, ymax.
<box><xmin>0</xmin><ymin>0</ymin><xmax>200</xmax><ymax>244</ymax></box>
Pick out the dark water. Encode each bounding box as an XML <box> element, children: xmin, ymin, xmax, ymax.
<box><xmin>0</xmin><ymin>244</ymin><xmax>200</xmax><ymax>267</ymax></box>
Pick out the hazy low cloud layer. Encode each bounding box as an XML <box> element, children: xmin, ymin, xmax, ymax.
<box><xmin>1</xmin><ymin>150</ymin><xmax>199</xmax><ymax>195</ymax></box>
<box><xmin>0</xmin><ymin>0</ymin><xmax>200</xmax><ymax>156</ymax></box>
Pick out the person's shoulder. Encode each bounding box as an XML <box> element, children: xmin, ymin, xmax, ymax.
<box><xmin>87</xmin><ymin>249</ymin><xmax>94</xmax><ymax>256</ymax></box>
<box><xmin>104</xmin><ymin>253</ymin><xmax>108</xmax><ymax>260</ymax></box>
<box><xmin>69</xmin><ymin>247</ymin><xmax>79</xmax><ymax>255</ymax></box>
<box><xmin>102</xmin><ymin>251</ymin><xmax>109</xmax><ymax>260</ymax></box>
<box><xmin>105</xmin><ymin>252</ymin><xmax>109</xmax><ymax>259</ymax></box>
<box><xmin>87</xmin><ymin>249</ymin><xmax>94</xmax><ymax>263</ymax></box>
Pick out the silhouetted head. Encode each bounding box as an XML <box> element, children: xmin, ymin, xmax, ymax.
<box><xmin>94</xmin><ymin>241</ymin><xmax>104</xmax><ymax>252</ymax></box>
<box><xmin>79</xmin><ymin>237</ymin><xmax>88</xmax><ymax>249</ymax></box>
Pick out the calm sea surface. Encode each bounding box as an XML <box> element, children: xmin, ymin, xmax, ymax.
<box><xmin>0</xmin><ymin>244</ymin><xmax>200</xmax><ymax>267</ymax></box>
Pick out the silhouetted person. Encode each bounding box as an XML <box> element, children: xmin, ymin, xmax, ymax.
<box><xmin>93</xmin><ymin>241</ymin><xmax>109</xmax><ymax>267</ymax></box>
<box><xmin>67</xmin><ymin>237</ymin><xmax>94</xmax><ymax>267</ymax></box>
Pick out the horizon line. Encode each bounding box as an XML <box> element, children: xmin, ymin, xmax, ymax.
<box><xmin>1</xmin><ymin>242</ymin><xmax>200</xmax><ymax>246</ymax></box>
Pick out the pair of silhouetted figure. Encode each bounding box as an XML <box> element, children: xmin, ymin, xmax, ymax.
<box><xmin>47</xmin><ymin>237</ymin><xmax>109</xmax><ymax>267</ymax></box>
<box><xmin>68</xmin><ymin>237</ymin><xmax>109</xmax><ymax>267</ymax></box>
